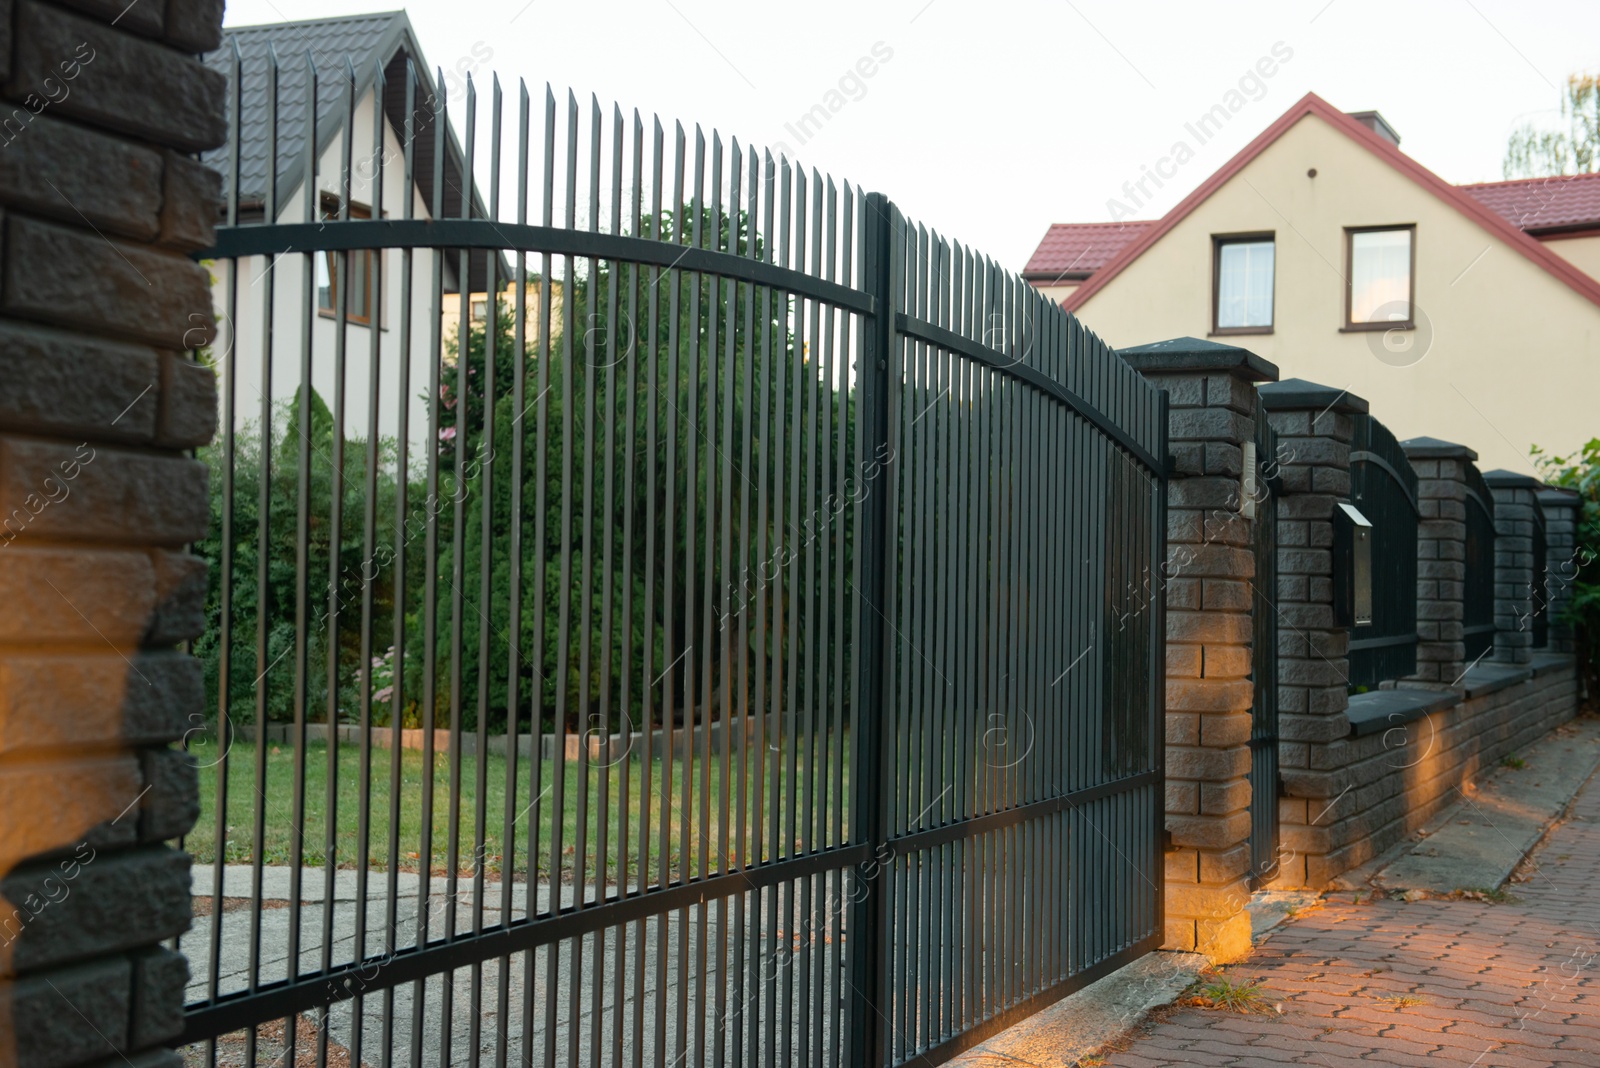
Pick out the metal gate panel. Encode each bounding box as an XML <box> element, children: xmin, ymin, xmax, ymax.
<box><xmin>182</xmin><ymin>48</ymin><xmax>1167</xmax><ymax>1068</ymax></box>
<box><xmin>1248</xmin><ymin>402</ymin><xmax>1280</xmax><ymax>889</ymax></box>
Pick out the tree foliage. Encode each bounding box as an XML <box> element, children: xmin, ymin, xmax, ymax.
<box><xmin>1534</xmin><ymin>438</ymin><xmax>1600</xmax><ymax>699</ymax></box>
<box><xmin>1504</xmin><ymin>73</ymin><xmax>1600</xmax><ymax>178</ymax></box>
<box><xmin>196</xmin><ymin>205</ymin><xmax>860</xmax><ymax>737</ymax></box>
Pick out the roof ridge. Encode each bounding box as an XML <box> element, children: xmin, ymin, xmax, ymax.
<box><xmin>222</xmin><ymin>10</ymin><xmax>406</xmax><ymax>33</ymax></box>
<box><xmin>1060</xmin><ymin>91</ymin><xmax>1600</xmax><ymax>314</ymax></box>
<box><xmin>1458</xmin><ymin>171</ymin><xmax>1600</xmax><ymax>191</ymax></box>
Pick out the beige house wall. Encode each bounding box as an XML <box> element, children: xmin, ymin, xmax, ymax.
<box><xmin>1545</xmin><ymin>231</ymin><xmax>1600</xmax><ymax>280</ymax></box>
<box><xmin>1069</xmin><ymin>112</ymin><xmax>1600</xmax><ymax>471</ymax></box>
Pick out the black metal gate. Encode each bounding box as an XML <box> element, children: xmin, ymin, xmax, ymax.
<box><xmin>1247</xmin><ymin>401</ymin><xmax>1280</xmax><ymax>888</ymax></box>
<box><xmin>181</xmin><ymin>46</ymin><xmax>1167</xmax><ymax>1068</ymax></box>
<box><xmin>1348</xmin><ymin>414</ymin><xmax>1420</xmax><ymax>688</ymax></box>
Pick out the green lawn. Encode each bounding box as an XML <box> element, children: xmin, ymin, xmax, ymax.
<box><xmin>187</xmin><ymin>735</ymin><xmax>847</xmax><ymax>880</ymax></box>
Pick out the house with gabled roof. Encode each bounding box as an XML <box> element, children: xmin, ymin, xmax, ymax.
<box><xmin>1024</xmin><ymin>93</ymin><xmax>1600</xmax><ymax>470</ymax></box>
<box><xmin>200</xmin><ymin>10</ymin><xmax>496</xmax><ymax>445</ymax></box>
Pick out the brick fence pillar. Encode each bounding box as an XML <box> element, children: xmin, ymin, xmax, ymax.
<box><xmin>1121</xmin><ymin>337</ymin><xmax>1279</xmax><ymax>963</ymax></box>
<box><xmin>1258</xmin><ymin>378</ymin><xmax>1365</xmax><ymax>889</ymax></box>
<box><xmin>1399</xmin><ymin>437</ymin><xmax>1477</xmax><ymax>687</ymax></box>
<box><xmin>0</xmin><ymin>2</ymin><xmax>224</xmax><ymax>1066</ymax></box>
<box><xmin>1483</xmin><ymin>471</ymin><xmax>1544</xmax><ymax>665</ymax></box>
<box><xmin>1540</xmin><ymin>487</ymin><xmax>1581</xmax><ymax>656</ymax></box>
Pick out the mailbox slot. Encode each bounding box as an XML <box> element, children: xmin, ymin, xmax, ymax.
<box><xmin>1333</xmin><ymin>502</ymin><xmax>1373</xmax><ymax>628</ymax></box>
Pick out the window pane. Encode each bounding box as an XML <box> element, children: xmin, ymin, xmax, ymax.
<box><xmin>1216</xmin><ymin>239</ymin><xmax>1274</xmax><ymax>328</ymax></box>
<box><xmin>316</xmin><ymin>253</ymin><xmax>333</xmax><ymax>311</ymax></box>
<box><xmin>1350</xmin><ymin>228</ymin><xmax>1411</xmax><ymax>323</ymax></box>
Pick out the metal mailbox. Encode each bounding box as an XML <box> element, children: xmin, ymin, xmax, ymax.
<box><xmin>1333</xmin><ymin>501</ymin><xmax>1373</xmax><ymax>627</ymax></box>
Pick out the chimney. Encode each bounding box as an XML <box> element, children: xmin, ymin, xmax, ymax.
<box><xmin>1347</xmin><ymin>110</ymin><xmax>1400</xmax><ymax>147</ymax></box>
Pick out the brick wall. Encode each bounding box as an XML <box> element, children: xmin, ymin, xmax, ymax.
<box><xmin>1257</xmin><ymin>379</ymin><xmax>1362</xmax><ymax>888</ymax></box>
<box><xmin>1541</xmin><ymin>488</ymin><xmax>1581</xmax><ymax>656</ymax></box>
<box><xmin>1121</xmin><ymin>337</ymin><xmax>1278</xmax><ymax>963</ymax></box>
<box><xmin>1484</xmin><ymin>471</ymin><xmax>1542</xmax><ymax>666</ymax></box>
<box><xmin>1400</xmin><ymin>438</ymin><xmax>1476</xmax><ymax>688</ymax></box>
<box><xmin>1270</xmin><ymin>660</ymin><xmax>1577</xmax><ymax>885</ymax></box>
<box><xmin>0</xmin><ymin>1</ymin><xmax>224</xmax><ymax>1066</ymax></box>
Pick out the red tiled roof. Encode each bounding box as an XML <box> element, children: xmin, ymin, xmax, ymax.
<box><xmin>1057</xmin><ymin>93</ymin><xmax>1600</xmax><ymax>314</ymax></box>
<box><xmin>1459</xmin><ymin>172</ymin><xmax>1600</xmax><ymax>234</ymax></box>
<box><xmin>1022</xmin><ymin>221</ymin><xmax>1154</xmax><ymax>281</ymax></box>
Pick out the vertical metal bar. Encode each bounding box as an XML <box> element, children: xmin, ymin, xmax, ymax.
<box><xmin>496</xmin><ymin>77</ymin><xmax>529</xmax><ymax>1068</ymax></box>
<box><xmin>570</xmin><ymin>92</ymin><xmax>601</xmax><ymax>1068</ymax></box>
<box><xmin>621</xmin><ymin>104</ymin><xmax>646</xmax><ymax>1068</ymax></box>
<box><xmin>316</xmin><ymin>62</ymin><xmax>355</xmax><ymax>1068</ymax></box>
<box><xmin>285</xmin><ymin>50</ymin><xmax>320</xmax><ymax>1065</ymax></box>
<box><xmin>438</xmin><ymin>70</ymin><xmax>477</xmax><ymax>1068</ymax></box>
<box><xmin>597</xmin><ymin>97</ymin><xmax>624</xmax><ymax>1068</ymax></box>
<box><xmin>660</xmin><ymin>118</ymin><xmax>684</xmax><ymax>1068</ymax></box>
<box><xmin>846</xmin><ymin>190</ymin><xmax>896</xmax><ymax>1068</ymax></box>
<box><xmin>711</xmin><ymin>131</ymin><xmax>735</xmax><ymax>1068</ymax></box>
<box><xmin>244</xmin><ymin>46</ymin><xmax>280</xmax><ymax>1068</ymax></box>
<box><xmin>206</xmin><ymin>46</ymin><xmax>243</xmax><ymax>1068</ymax></box>
<box><xmin>348</xmin><ymin>53</ymin><xmax>386</xmax><ymax>1068</ymax></box>
<box><xmin>547</xmin><ymin>86</ymin><xmax>579</xmax><ymax>1068</ymax></box>
<box><xmin>409</xmin><ymin>64</ymin><xmax>448</xmax><ymax>1068</ymax></box>
<box><xmin>465</xmin><ymin>72</ymin><xmax>500</xmax><ymax>1068</ymax></box>
<box><xmin>381</xmin><ymin>55</ymin><xmax>418</xmax><ymax>1068</ymax></box>
<box><xmin>529</xmin><ymin>83</ymin><xmax>557</xmax><ymax>1068</ymax></box>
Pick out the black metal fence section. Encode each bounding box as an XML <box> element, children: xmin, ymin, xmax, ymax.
<box><xmin>1348</xmin><ymin>414</ymin><xmax>1419</xmax><ymax>689</ymax></box>
<box><xmin>1463</xmin><ymin>464</ymin><xmax>1497</xmax><ymax>664</ymax></box>
<box><xmin>1247</xmin><ymin>404</ymin><xmax>1280</xmax><ymax>889</ymax></box>
<box><xmin>1532</xmin><ymin>504</ymin><xmax>1550</xmax><ymax>649</ymax></box>
<box><xmin>182</xmin><ymin>50</ymin><xmax>1168</xmax><ymax>1068</ymax></box>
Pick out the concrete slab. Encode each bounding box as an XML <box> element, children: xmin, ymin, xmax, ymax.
<box><xmin>1372</xmin><ymin>715</ymin><xmax>1600</xmax><ymax>894</ymax></box>
<box><xmin>948</xmin><ymin>951</ymin><xmax>1207</xmax><ymax>1067</ymax></box>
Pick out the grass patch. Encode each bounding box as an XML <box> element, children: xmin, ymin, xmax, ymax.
<box><xmin>186</xmin><ymin>736</ymin><xmax>846</xmax><ymax>880</ymax></box>
<box><xmin>1453</xmin><ymin>886</ymin><xmax>1520</xmax><ymax>904</ymax></box>
<box><xmin>1182</xmin><ymin>970</ymin><xmax>1274</xmax><ymax>1013</ymax></box>
<box><xmin>1500</xmin><ymin>754</ymin><xmax>1527</xmax><ymax>769</ymax></box>
<box><xmin>1376</xmin><ymin>993</ymin><xmax>1425</xmax><ymax>1008</ymax></box>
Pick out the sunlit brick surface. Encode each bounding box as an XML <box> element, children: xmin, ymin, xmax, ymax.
<box><xmin>1107</xmin><ymin>774</ymin><xmax>1600</xmax><ymax>1066</ymax></box>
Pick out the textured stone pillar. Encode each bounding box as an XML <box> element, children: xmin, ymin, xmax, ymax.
<box><xmin>1258</xmin><ymin>378</ymin><xmax>1364</xmax><ymax>889</ymax></box>
<box><xmin>1399</xmin><ymin>437</ymin><xmax>1476</xmax><ymax>687</ymax></box>
<box><xmin>1121</xmin><ymin>337</ymin><xmax>1278</xmax><ymax>963</ymax></box>
<box><xmin>1540</xmin><ymin>487</ymin><xmax>1581</xmax><ymax>656</ymax></box>
<box><xmin>1483</xmin><ymin>471</ymin><xmax>1543</xmax><ymax>665</ymax></box>
<box><xmin>0</xmin><ymin>2</ymin><xmax>224</xmax><ymax>1066</ymax></box>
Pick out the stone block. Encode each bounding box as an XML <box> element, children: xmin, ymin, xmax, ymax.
<box><xmin>144</xmin><ymin>550</ymin><xmax>207</xmax><ymax>646</ymax></box>
<box><xmin>127</xmin><ymin>946</ymin><xmax>188</xmax><ymax>1047</ymax></box>
<box><xmin>138</xmin><ymin>747</ymin><xmax>198</xmax><ymax>843</ymax></box>
<box><xmin>156</xmin><ymin>352</ymin><xmax>216</xmax><ymax>445</ymax></box>
<box><xmin>0</xmin><ymin>547</ymin><xmax>156</xmax><ymax>644</ymax></box>
<box><xmin>164</xmin><ymin>0</ymin><xmax>225</xmax><ymax>51</ymax></box>
<box><xmin>158</xmin><ymin>150</ymin><xmax>221</xmax><ymax>250</ymax></box>
<box><xmin>0</xmin><ymin>114</ymin><xmax>163</xmax><ymax>240</ymax></box>
<box><xmin>2</xmin><ymin>215</ymin><xmax>215</xmax><ymax>348</ymax></box>
<box><xmin>9</xmin><ymin>1</ymin><xmax>226</xmax><ymax>151</ymax></box>
<box><xmin>0</xmin><ymin>652</ymin><xmax>203</xmax><ymax>754</ymax></box>
<box><xmin>0</xmin><ymin>321</ymin><xmax>160</xmax><ymax>441</ymax></box>
<box><xmin>0</xmin><ymin>437</ymin><xmax>209</xmax><ymax>546</ymax></box>
<box><xmin>0</xmin><ymin>958</ymin><xmax>130</xmax><ymax>1067</ymax></box>
<box><xmin>0</xmin><ymin>847</ymin><xmax>191</xmax><ymax>973</ymax></box>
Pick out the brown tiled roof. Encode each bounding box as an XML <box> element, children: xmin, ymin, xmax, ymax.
<box><xmin>1459</xmin><ymin>172</ymin><xmax>1600</xmax><ymax>235</ymax></box>
<box><xmin>1021</xmin><ymin>221</ymin><xmax>1153</xmax><ymax>282</ymax></box>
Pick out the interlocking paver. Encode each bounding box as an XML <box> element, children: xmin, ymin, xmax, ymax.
<box><xmin>1103</xmin><ymin>770</ymin><xmax>1600</xmax><ymax>1067</ymax></box>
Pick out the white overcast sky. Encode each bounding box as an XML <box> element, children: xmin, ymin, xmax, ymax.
<box><xmin>221</xmin><ymin>0</ymin><xmax>1600</xmax><ymax>270</ymax></box>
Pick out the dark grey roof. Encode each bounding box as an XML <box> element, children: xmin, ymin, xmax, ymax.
<box><xmin>205</xmin><ymin>12</ymin><xmax>408</xmax><ymax>208</ymax></box>
<box><xmin>203</xmin><ymin>11</ymin><xmax>496</xmax><ymax>288</ymax></box>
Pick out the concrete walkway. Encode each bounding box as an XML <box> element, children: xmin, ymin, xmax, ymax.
<box><xmin>1099</xmin><ymin>746</ymin><xmax>1600</xmax><ymax>1066</ymax></box>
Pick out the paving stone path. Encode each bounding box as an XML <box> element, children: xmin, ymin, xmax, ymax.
<box><xmin>1104</xmin><ymin>774</ymin><xmax>1600</xmax><ymax>1067</ymax></box>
